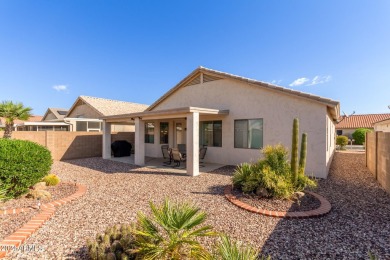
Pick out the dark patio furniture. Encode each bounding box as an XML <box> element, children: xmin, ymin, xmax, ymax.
<box><xmin>111</xmin><ymin>140</ymin><xmax>132</xmax><ymax>157</ymax></box>
<box><xmin>178</xmin><ymin>144</ymin><xmax>186</xmax><ymax>157</ymax></box>
<box><xmin>161</xmin><ymin>144</ymin><xmax>172</xmax><ymax>165</ymax></box>
<box><xmin>171</xmin><ymin>148</ymin><xmax>186</xmax><ymax>168</ymax></box>
<box><xmin>199</xmin><ymin>147</ymin><xmax>207</xmax><ymax>167</ymax></box>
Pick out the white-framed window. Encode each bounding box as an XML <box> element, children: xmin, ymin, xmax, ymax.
<box><xmin>234</xmin><ymin>119</ymin><xmax>263</xmax><ymax>149</ymax></box>
<box><xmin>200</xmin><ymin>121</ymin><xmax>222</xmax><ymax>147</ymax></box>
<box><xmin>145</xmin><ymin>122</ymin><xmax>155</xmax><ymax>143</ymax></box>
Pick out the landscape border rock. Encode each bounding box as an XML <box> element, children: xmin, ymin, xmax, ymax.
<box><xmin>0</xmin><ymin>183</ymin><xmax>87</xmax><ymax>258</ymax></box>
<box><xmin>224</xmin><ymin>185</ymin><xmax>331</xmax><ymax>218</ymax></box>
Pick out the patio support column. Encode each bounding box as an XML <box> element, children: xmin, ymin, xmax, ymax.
<box><xmin>186</xmin><ymin>112</ymin><xmax>199</xmax><ymax>176</ymax></box>
<box><xmin>135</xmin><ymin>117</ymin><xmax>145</xmax><ymax>166</ymax></box>
<box><xmin>102</xmin><ymin>121</ymin><xmax>112</xmax><ymax>159</ymax></box>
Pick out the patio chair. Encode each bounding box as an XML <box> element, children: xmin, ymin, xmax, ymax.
<box><xmin>161</xmin><ymin>145</ymin><xmax>171</xmax><ymax>165</ymax></box>
<box><xmin>199</xmin><ymin>147</ymin><xmax>207</xmax><ymax>167</ymax></box>
<box><xmin>178</xmin><ymin>144</ymin><xmax>186</xmax><ymax>158</ymax></box>
<box><xmin>171</xmin><ymin>148</ymin><xmax>186</xmax><ymax>168</ymax></box>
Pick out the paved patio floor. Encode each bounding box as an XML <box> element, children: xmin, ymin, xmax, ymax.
<box><xmin>108</xmin><ymin>156</ymin><xmax>225</xmax><ymax>174</ymax></box>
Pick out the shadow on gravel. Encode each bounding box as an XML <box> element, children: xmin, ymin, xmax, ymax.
<box><xmin>63</xmin><ymin>157</ymin><xmax>140</xmax><ymax>174</ymax></box>
<box><xmin>259</xmin><ymin>152</ymin><xmax>390</xmax><ymax>259</ymax></box>
<box><xmin>67</xmin><ymin>245</ymin><xmax>88</xmax><ymax>259</ymax></box>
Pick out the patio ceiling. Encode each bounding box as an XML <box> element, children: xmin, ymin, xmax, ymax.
<box><xmin>102</xmin><ymin>106</ymin><xmax>229</xmax><ymax>122</ymax></box>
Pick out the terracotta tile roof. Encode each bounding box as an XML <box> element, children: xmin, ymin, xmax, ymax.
<box><xmin>0</xmin><ymin>115</ymin><xmax>43</xmax><ymax>126</ymax></box>
<box><xmin>78</xmin><ymin>96</ymin><xmax>149</xmax><ymax>117</ymax></box>
<box><xmin>336</xmin><ymin>113</ymin><xmax>390</xmax><ymax>129</ymax></box>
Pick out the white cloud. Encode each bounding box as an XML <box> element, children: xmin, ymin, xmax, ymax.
<box><xmin>289</xmin><ymin>77</ymin><xmax>310</xmax><ymax>87</ymax></box>
<box><xmin>271</xmin><ymin>79</ymin><xmax>282</xmax><ymax>85</ymax></box>
<box><xmin>307</xmin><ymin>75</ymin><xmax>332</xmax><ymax>86</ymax></box>
<box><xmin>289</xmin><ymin>75</ymin><xmax>332</xmax><ymax>87</ymax></box>
<box><xmin>53</xmin><ymin>85</ymin><xmax>68</xmax><ymax>91</ymax></box>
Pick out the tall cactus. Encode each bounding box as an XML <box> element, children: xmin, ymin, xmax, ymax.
<box><xmin>291</xmin><ymin>118</ymin><xmax>299</xmax><ymax>183</ymax></box>
<box><xmin>299</xmin><ymin>133</ymin><xmax>307</xmax><ymax>174</ymax></box>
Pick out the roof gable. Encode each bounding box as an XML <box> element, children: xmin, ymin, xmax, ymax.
<box><xmin>147</xmin><ymin>67</ymin><xmax>340</xmax><ymax>120</ymax></box>
<box><xmin>336</xmin><ymin>113</ymin><xmax>390</xmax><ymax>129</ymax></box>
<box><xmin>66</xmin><ymin>96</ymin><xmax>149</xmax><ymax>118</ymax></box>
<box><xmin>42</xmin><ymin>108</ymin><xmax>68</xmax><ymax>121</ymax></box>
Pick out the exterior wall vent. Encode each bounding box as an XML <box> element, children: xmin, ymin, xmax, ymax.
<box><xmin>184</xmin><ymin>75</ymin><xmax>201</xmax><ymax>87</ymax></box>
<box><xmin>203</xmin><ymin>73</ymin><xmax>222</xmax><ymax>83</ymax></box>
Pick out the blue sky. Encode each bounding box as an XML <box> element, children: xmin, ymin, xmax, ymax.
<box><xmin>1</xmin><ymin>1</ymin><xmax>389</xmax><ymax>116</ymax></box>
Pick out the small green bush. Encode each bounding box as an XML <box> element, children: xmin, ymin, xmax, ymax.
<box><xmin>352</xmin><ymin>128</ymin><xmax>371</xmax><ymax>145</ymax></box>
<box><xmin>0</xmin><ymin>139</ymin><xmax>52</xmax><ymax>198</ymax></box>
<box><xmin>42</xmin><ymin>174</ymin><xmax>60</xmax><ymax>186</ymax></box>
<box><xmin>232</xmin><ymin>144</ymin><xmax>316</xmax><ymax>199</ymax></box>
<box><xmin>87</xmin><ymin>224</ymin><xmax>137</xmax><ymax>260</ymax></box>
<box><xmin>336</xmin><ymin>135</ymin><xmax>348</xmax><ymax>149</ymax></box>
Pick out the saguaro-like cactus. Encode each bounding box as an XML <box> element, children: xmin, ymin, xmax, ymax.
<box><xmin>291</xmin><ymin>118</ymin><xmax>299</xmax><ymax>183</ymax></box>
<box><xmin>299</xmin><ymin>133</ymin><xmax>307</xmax><ymax>173</ymax></box>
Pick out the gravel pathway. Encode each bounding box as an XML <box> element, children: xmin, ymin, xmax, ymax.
<box><xmin>5</xmin><ymin>152</ymin><xmax>390</xmax><ymax>259</ymax></box>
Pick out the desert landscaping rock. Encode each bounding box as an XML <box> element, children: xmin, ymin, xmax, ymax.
<box><xmin>1</xmin><ymin>182</ymin><xmax>78</xmax><ymax>210</ymax></box>
<box><xmin>0</xmin><ymin>210</ymin><xmax>38</xmax><ymax>241</ymax></box>
<box><xmin>4</xmin><ymin>152</ymin><xmax>390</xmax><ymax>259</ymax></box>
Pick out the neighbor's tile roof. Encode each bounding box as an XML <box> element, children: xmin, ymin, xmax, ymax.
<box><xmin>79</xmin><ymin>96</ymin><xmax>149</xmax><ymax>117</ymax></box>
<box><xmin>0</xmin><ymin>115</ymin><xmax>43</xmax><ymax>125</ymax></box>
<box><xmin>336</xmin><ymin>113</ymin><xmax>390</xmax><ymax>129</ymax></box>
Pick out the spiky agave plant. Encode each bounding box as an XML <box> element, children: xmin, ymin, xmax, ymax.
<box><xmin>132</xmin><ymin>198</ymin><xmax>217</xmax><ymax>260</ymax></box>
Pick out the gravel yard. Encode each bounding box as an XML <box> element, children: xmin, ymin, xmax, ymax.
<box><xmin>4</xmin><ymin>152</ymin><xmax>390</xmax><ymax>259</ymax></box>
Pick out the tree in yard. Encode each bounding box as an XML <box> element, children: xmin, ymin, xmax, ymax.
<box><xmin>0</xmin><ymin>101</ymin><xmax>32</xmax><ymax>139</ymax></box>
<box><xmin>352</xmin><ymin>128</ymin><xmax>371</xmax><ymax>145</ymax></box>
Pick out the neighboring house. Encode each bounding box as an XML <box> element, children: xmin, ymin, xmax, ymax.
<box><xmin>15</xmin><ymin>97</ymin><xmax>149</xmax><ymax>132</ymax></box>
<box><xmin>336</xmin><ymin>113</ymin><xmax>390</xmax><ymax>138</ymax></box>
<box><xmin>1</xmin><ymin>116</ymin><xmax>44</xmax><ymax>131</ymax></box>
<box><xmin>42</xmin><ymin>108</ymin><xmax>69</xmax><ymax>121</ymax></box>
<box><xmin>65</xmin><ymin>96</ymin><xmax>149</xmax><ymax>132</ymax></box>
<box><xmin>102</xmin><ymin>67</ymin><xmax>340</xmax><ymax>178</ymax></box>
<box><xmin>16</xmin><ymin>108</ymin><xmax>70</xmax><ymax>131</ymax></box>
<box><xmin>373</xmin><ymin>118</ymin><xmax>390</xmax><ymax>132</ymax></box>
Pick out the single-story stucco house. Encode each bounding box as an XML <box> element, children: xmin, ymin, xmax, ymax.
<box><xmin>336</xmin><ymin>113</ymin><xmax>390</xmax><ymax>139</ymax></box>
<box><xmin>15</xmin><ymin>96</ymin><xmax>149</xmax><ymax>132</ymax></box>
<box><xmin>102</xmin><ymin>67</ymin><xmax>340</xmax><ymax>178</ymax></box>
<box><xmin>373</xmin><ymin>118</ymin><xmax>390</xmax><ymax>132</ymax></box>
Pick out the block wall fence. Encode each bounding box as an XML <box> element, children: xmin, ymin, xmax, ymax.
<box><xmin>366</xmin><ymin>132</ymin><xmax>390</xmax><ymax>194</ymax></box>
<box><xmin>11</xmin><ymin>131</ymin><xmax>135</xmax><ymax>161</ymax></box>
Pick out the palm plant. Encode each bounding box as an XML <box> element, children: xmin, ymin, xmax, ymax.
<box><xmin>0</xmin><ymin>101</ymin><xmax>32</xmax><ymax>138</ymax></box>
<box><xmin>132</xmin><ymin>199</ymin><xmax>217</xmax><ymax>260</ymax></box>
<box><xmin>213</xmin><ymin>235</ymin><xmax>259</xmax><ymax>260</ymax></box>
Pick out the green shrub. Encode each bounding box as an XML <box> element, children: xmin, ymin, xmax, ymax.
<box><xmin>87</xmin><ymin>224</ymin><xmax>137</xmax><ymax>260</ymax></box>
<box><xmin>42</xmin><ymin>174</ymin><xmax>60</xmax><ymax>186</ymax></box>
<box><xmin>0</xmin><ymin>139</ymin><xmax>52</xmax><ymax>198</ymax></box>
<box><xmin>232</xmin><ymin>145</ymin><xmax>316</xmax><ymax>199</ymax></box>
<box><xmin>352</xmin><ymin>128</ymin><xmax>371</xmax><ymax>145</ymax></box>
<box><xmin>336</xmin><ymin>135</ymin><xmax>348</xmax><ymax>149</ymax></box>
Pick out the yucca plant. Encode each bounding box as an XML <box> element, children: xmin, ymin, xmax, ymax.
<box><xmin>213</xmin><ymin>234</ymin><xmax>259</xmax><ymax>260</ymax></box>
<box><xmin>132</xmin><ymin>199</ymin><xmax>217</xmax><ymax>260</ymax></box>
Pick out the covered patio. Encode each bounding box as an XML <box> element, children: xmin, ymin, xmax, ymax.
<box><xmin>101</xmin><ymin>107</ymin><xmax>229</xmax><ymax>176</ymax></box>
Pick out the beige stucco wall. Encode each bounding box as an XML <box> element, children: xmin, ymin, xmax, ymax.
<box><xmin>147</xmin><ymin>78</ymin><xmax>332</xmax><ymax>178</ymax></box>
<box><xmin>374</xmin><ymin>120</ymin><xmax>390</xmax><ymax>132</ymax></box>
